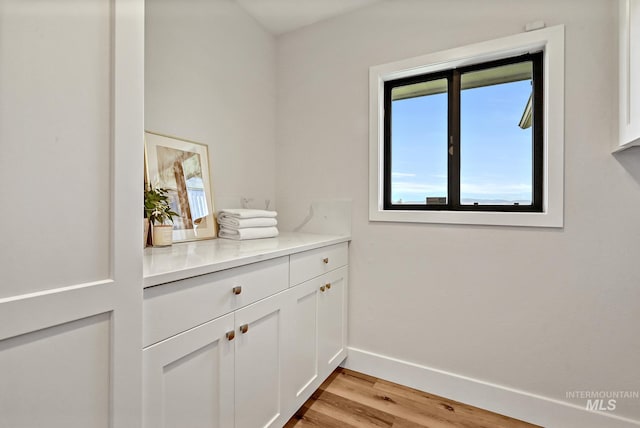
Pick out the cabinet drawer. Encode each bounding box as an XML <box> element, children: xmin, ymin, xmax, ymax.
<box><xmin>143</xmin><ymin>256</ymin><xmax>289</xmax><ymax>347</ymax></box>
<box><xmin>289</xmin><ymin>242</ymin><xmax>348</xmax><ymax>286</ymax></box>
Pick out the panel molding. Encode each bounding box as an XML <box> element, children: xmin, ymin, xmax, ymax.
<box><xmin>0</xmin><ymin>313</ymin><xmax>112</xmax><ymax>428</ymax></box>
<box><xmin>109</xmin><ymin>0</ymin><xmax>145</xmax><ymax>425</ymax></box>
<box><xmin>0</xmin><ymin>280</ymin><xmax>114</xmax><ymax>341</ymax></box>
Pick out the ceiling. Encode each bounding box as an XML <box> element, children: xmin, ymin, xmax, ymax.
<box><xmin>234</xmin><ymin>0</ymin><xmax>383</xmax><ymax>35</ymax></box>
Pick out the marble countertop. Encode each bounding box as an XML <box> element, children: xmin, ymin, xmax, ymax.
<box><xmin>143</xmin><ymin>232</ymin><xmax>350</xmax><ymax>287</ymax></box>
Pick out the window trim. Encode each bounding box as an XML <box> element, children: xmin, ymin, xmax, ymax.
<box><xmin>369</xmin><ymin>25</ymin><xmax>565</xmax><ymax>227</ymax></box>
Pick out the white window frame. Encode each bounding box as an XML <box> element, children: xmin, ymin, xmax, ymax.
<box><xmin>369</xmin><ymin>25</ymin><xmax>565</xmax><ymax>227</ymax></box>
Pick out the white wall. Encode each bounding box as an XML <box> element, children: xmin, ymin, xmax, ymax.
<box><xmin>145</xmin><ymin>0</ymin><xmax>277</xmax><ymax>211</ymax></box>
<box><xmin>276</xmin><ymin>0</ymin><xmax>640</xmax><ymax>423</ymax></box>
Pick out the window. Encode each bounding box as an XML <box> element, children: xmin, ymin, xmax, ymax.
<box><xmin>384</xmin><ymin>53</ymin><xmax>543</xmax><ymax>212</ymax></box>
<box><xmin>369</xmin><ymin>26</ymin><xmax>565</xmax><ymax>227</ymax></box>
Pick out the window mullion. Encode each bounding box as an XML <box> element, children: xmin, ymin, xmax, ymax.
<box><xmin>532</xmin><ymin>51</ymin><xmax>544</xmax><ymax>211</ymax></box>
<box><xmin>449</xmin><ymin>71</ymin><xmax>461</xmax><ymax>209</ymax></box>
<box><xmin>383</xmin><ymin>81</ymin><xmax>392</xmax><ymax>209</ymax></box>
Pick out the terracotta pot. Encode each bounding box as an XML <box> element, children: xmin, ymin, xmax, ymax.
<box><xmin>152</xmin><ymin>224</ymin><xmax>173</xmax><ymax>247</ymax></box>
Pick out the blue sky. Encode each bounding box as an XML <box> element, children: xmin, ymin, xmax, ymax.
<box><xmin>391</xmin><ymin>79</ymin><xmax>533</xmax><ymax>204</ymax></box>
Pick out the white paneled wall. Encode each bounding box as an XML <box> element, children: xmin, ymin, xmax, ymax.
<box><xmin>0</xmin><ymin>0</ymin><xmax>112</xmax><ymax>298</ymax></box>
<box><xmin>0</xmin><ymin>0</ymin><xmax>144</xmax><ymax>426</ymax></box>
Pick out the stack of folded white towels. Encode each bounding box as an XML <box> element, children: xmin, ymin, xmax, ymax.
<box><xmin>217</xmin><ymin>208</ymin><xmax>279</xmax><ymax>240</ymax></box>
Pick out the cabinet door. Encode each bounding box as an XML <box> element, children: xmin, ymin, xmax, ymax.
<box><xmin>282</xmin><ymin>280</ymin><xmax>321</xmax><ymax>414</ymax></box>
<box><xmin>234</xmin><ymin>291</ymin><xmax>288</xmax><ymax>428</ymax></box>
<box><xmin>318</xmin><ymin>266</ymin><xmax>348</xmax><ymax>379</ymax></box>
<box><xmin>143</xmin><ymin>313</ymin><xmax>235</xmax><ymax>428</ymax></box>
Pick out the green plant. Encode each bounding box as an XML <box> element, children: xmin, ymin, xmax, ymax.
<box><xmin>144</xmin><ymin>185</ymin><xmax>179</xmax><ymax>225</ymax></box>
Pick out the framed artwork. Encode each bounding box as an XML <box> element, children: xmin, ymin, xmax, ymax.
<box><xmin>145</xmin><ymin>131</ymin><xmax>217</xmax><ymax>242</ymax></box>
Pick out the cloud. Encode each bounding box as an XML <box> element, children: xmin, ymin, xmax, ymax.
<box><xmin>392</xmin><ymin>180</ymin><xmax>530</xmax><ymax>202</ymax></box>
<box><xmin>391</xmin><ymin>172</ymin><xmax>417</xmax><ymax>177</ymax></box>
<box><xmin>460</xmin><ymin>182</ymin><xmax>530</xmax><ymax>196</ymax></box>
<box><xmin>392</xmin><ymin>181</ymin><xmax>446</xmax><ymax>194</ymax></box>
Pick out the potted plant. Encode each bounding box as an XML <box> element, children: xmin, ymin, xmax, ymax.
<box><xmin>144</xmin><ymin>185</ymin><xmax>179</xmax><ymax>247</ymax></box>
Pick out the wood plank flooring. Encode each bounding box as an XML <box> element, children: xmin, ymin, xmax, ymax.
<box><xmin>284</xmin><ymin>368</ymin><xmax>542</xmax><ymax>428</ymax></box>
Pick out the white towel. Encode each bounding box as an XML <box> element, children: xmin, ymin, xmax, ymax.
<box><xmin>218</xmin><ymin>208</ymin><xmax>278</xmax><ymax>219</ymax></box>
<box><xmin>218</xmin><ymin>215</ymin><xmax>278</xmax><ymax>229</ymax></box>
<box><xmin>219</xmin><ymin>226</ymin><xmax>279</xmax><ymax>240</ymax></box>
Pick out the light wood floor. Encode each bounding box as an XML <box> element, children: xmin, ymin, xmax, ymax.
<box><xmin>284</xmin><ymin>368</ymin><xmax>542</xmax><ymax>428</ymax></box>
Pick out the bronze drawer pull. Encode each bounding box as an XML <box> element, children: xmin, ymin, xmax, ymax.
<box><xmin>232</xmin><ymin>286</ymin><xmax>242</xmax><ymax>295</ymax></box>
<box><xmin>226</xmin><ymin>331</ymin><xmax>235</xmax><ymax>341</ymax></box>
<box><xmin>325</xmin><ymin>283</ymin><xmax>331</xmax><ymax>290</ymax></box>
<box><xmin>322</xmin><ymin>257</ymin><xmax>329</xmax><ymax>264</ymax></box>
<box><xmin>239</xmin><ymin>324</ymin><xmax>249</xmax><ymax>334</ymax></box>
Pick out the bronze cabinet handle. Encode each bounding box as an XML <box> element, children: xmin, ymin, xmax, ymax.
<box><xmin>325</xmin><ymin>283</ymin><xmax>331</xmax><ymax>290</ymax></box>
<box><xmin>226</xmin><ymin>331</ymin><xmax>235</xmax><ymax>341</ymax></box>
<box><xmin>232</xmin><ymin>286</ymin><xmax>242</xmax><ymax>295</ymax></box>
<box><xmin>322</xmin><ymin>257</ymin><xmax>329</xmax><ymax>264</ymax></box>
<box><xmin>239</xmin><ymin>324</ymin><xmax>249</xmax><ymax>334</ymax></box>
<box><xmin>320</xmin><ymin>286</ymin><xmax>326</xmax><ymax>292</ymax></box>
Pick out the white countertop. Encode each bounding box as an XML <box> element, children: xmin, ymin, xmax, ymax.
<box><xmin>143</xmin><ymin>232</ymin><xmax>350</xmax><ymax>287</ymax></box>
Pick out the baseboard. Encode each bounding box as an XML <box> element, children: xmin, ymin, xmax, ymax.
<box><xmin>342</xmin><ymin>347</ymin><xmax>640</xmax><ymax>428</ymax></box>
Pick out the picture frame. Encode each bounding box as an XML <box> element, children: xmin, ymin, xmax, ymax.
<box><xmin>145</xmin><ymin>131</ymin><xmax>217</xmax><ymax>242</ymax></box>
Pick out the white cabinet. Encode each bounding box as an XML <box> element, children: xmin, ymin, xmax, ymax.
<box><xmin>142</xmin><ymin>257</ymin><xmax>289</xmax><ymax>428</ymax></box>
<box><xmin>143</xmin><ymin>314</ymin><xmax>235</xmax><ymax>428</ymax></box>
<box><xmin>143</xmin><ymin>291</ymin><xmax>290</xmax><ymax>428</ymax></box>
<box><xmin>617</xmin><ymin>0</ymin><xmax>640</xmax><ymax>150</ymax></box>
<box><xmin>143</xmin><ymin>256</ymin><xmax>289</xmax><ymax>348</ymax></box>
<box><xmin>234</xmin><ymin>291</ymin><xmax>288</xmax><ymax>428</ymax></box>
<box><xmin>283</xmin><ymin>244</ymin><xmax>349</xmax><ymax>415</ymax></box>
<box><xmin>142</xmin><ymin>241</ymin><xmax>349</xmax><ymax>428</ymax></box>
<box><xmin>283</xmin><ymin>279</ymin><xmax>321</xmax><ymax>412</ymax></box>
<box><xmin>318</xmin><ymin>266</ymin><xmax>348</xmax><ymax>380</ymax></box>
